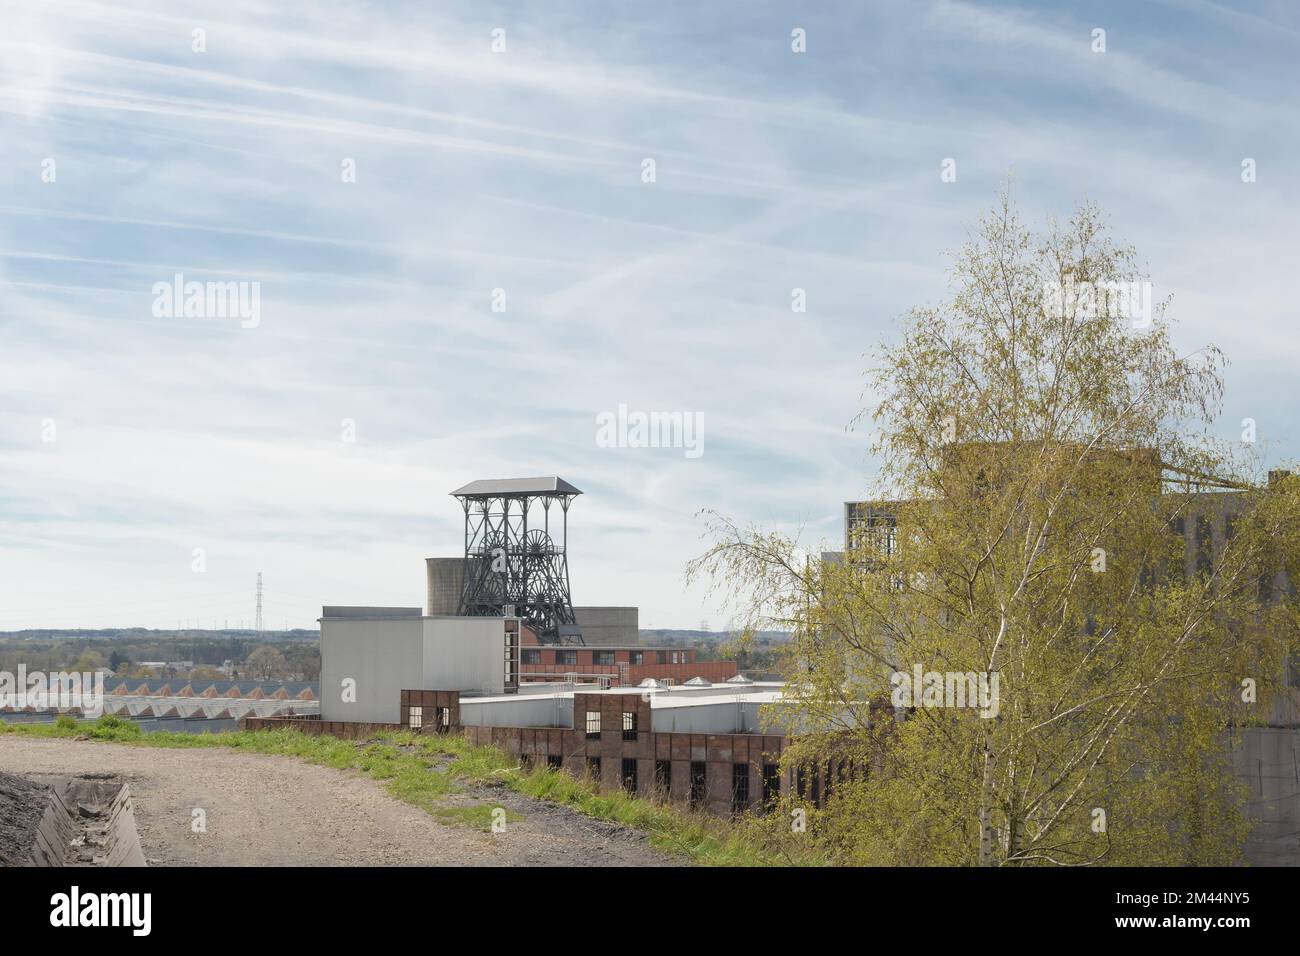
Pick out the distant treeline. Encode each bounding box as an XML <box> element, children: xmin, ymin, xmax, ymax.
<box><xmin>0</xmin><ymin>631</ymin><xmax>320</xmax><ymax>682</ymax></box>
<box><xmin>0</xmin><ymin>628</ymin><xmax>319</xmax><ymax>640</ymax></box>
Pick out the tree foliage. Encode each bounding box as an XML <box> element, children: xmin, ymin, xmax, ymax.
<box><xmin>690</xmin><ymin>190</ymin><xmax>1300</xmax><ymax>865</ymax></box>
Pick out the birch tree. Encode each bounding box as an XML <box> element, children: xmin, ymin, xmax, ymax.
<box><xmin>691</xmin><ymin>191</ymin><xmax>1300</xmax><ymax>866</ymax></box>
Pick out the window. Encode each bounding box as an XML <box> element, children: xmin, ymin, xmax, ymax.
<box><xmin>1169</xmin><ymin>515</ymin><xmax>1188</xmax><ymax>580</ymax></box>
<box><xmin>587</xmin><ymin>757</ymin><xmax>601</xmax><ymax>780</ymax></box>
<box><xmin>594</xmin><ymin>650</ymin><xmax>614</xmax><ymax>666</ymax></box>
<box><xmin>1196</xmin><ymin>515</ymin><xmax>1214</xmax><ymax>575</ymax></box>
<box><xmin>585</xmin><ymin>711</ymin><xmax>601</xmax><ymax>740</ymax></box>
<box><xmin>655</xmin><ymin>760</ymin><xmax>671</xmax><ymax>794</ymax></box>
<box><xmin>866</xmin><ymin>512</ymin><xmax>898</xmax><ymax>556</ymax></box>
<box><xmin>657</xmin><ymin>651</ymin><xmax>669</xmax><ymax>664</ymax></box>
<box><xmin>630</xmin><ymin>651</ymin><xmax>643</xmax><ymax>666</ymax></box>
<box><xmin>671</xmin><ymin>651</ymin><xmax>681</xmax><ymax>664</ymax></box>
<box><xmin>503</xmin><ymin>626</ymin><xmax>519</xmax><ymax>687</ymax></box>
<box><xmin>689</xmin><ymin>761</ymin><xmax>707</xmax><ymax>808</ymax></box>
<box><xmin>558</xmin><ymin>649</ymin><xmax>577</xmax><ymax>666</ymax></box>
<box><xmin>732</xmin><ymin>763</ymin><xmax>750</xmax><ymax>814</ymax></box>
<box><xmin>621</xmin><ymin>759</ymin><xmax>638</xmax><ymax>793</ymax></box>
<box><xmin>847</xmin><ymin>505</ymin><xmax>897</xmax><ymax>566</ymax></box>
<box><xmin>407</xmin><ymin>705</ymin><xmax>422</xmax><ymax>730</ymax></box>
<box><xmin>761</xmin><ymin>763</ymin><xmax>781</xmax><ymax>811</ymax></box>
<box><xmin>622</xmin><ymin>711</ymin><xmax>637</xmax><ymax>741</ymax></box>
<box><xmin>521</xmin><ymin>649</ymin><xmax>540</xmax><ymax>664</ymax></box>
<box><xmin>546</xmin><ymin>754</ymin><xmax>562</xmax><ymax>770</ymax></box>
<box><xmin>438</xmin><ymin>707</ymin><xmax>450</xmax><ymax>731</ymax></box>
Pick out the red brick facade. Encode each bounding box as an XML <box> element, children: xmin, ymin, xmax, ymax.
<box><xmin>516</xmin><ymin>644</ymin><xmax>738</xmax><ymax>686</ymax></box>
<box><xmin>462</xmin><ymin>692</ymin><xmax>789</xmax><ymax>813</ymax></box>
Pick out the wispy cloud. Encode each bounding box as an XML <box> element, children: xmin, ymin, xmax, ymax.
<box><xmin>1</xmin><ymin>0</ymin><xmax>1296</xmax><ymax>630</ymax></box>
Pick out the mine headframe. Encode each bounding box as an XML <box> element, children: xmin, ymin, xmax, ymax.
<box><xmin>452</xmin><ymin>477</ymin><xmax>583</xmax><ymax>645</ymax></box>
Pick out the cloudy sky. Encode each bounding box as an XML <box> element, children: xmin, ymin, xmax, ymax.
<box><xmin>1</xmin><ymin>0</ymin><xmax>1297</xmax><ymax>631</ymax></box>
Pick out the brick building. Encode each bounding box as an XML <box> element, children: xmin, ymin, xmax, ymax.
<box><xmin>517</xmin><ymin>633</ymin><xmax>737</xmax><ymax>685</ymax></box>
<box><xmin>247</xmin><ymin>681</ymin><xmax>852</xmax><ymax>816</ymax></box>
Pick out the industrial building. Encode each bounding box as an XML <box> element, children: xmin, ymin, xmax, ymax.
<box><xmin>319</xmin><ymin>477</ymin><xmax>740</xmax><ymax>721</ymax></box>
<box><xmin>242</xmin><ymin>463</ymin><xmax>1300</xmax><ymax>847</ymax></box>
<box><xmin>834</xmin><ymin>460</ymin><xmax>1300</xmax><ymax>866</ymax></box>
<box><xmin>252</xmin><ymin>679</ymin><xmax>814</xmax><ymax>815</ymax></box>
<box><xmin>278</xmin><ymin>476</ymin><xmax>785</xmax><ymax>813</ymax></box>
<box><xmin>2</xmin><ymin>679</ymin><xmax>318</xmax><ymax>733</ymax></box>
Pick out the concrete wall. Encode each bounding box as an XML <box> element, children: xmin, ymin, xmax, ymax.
<box><xmin>321</xmin><ymin>609</ymin><xmax>510</xmax><ymax>720</ymax></box>
<box><xmin>573</xmin><ymin>606</ymin><xmax>639</xmax><ymax>645</ymax></box>
<box><xmin>1234</xmin><ymin>726</ymin><xmax>1300</xmax><ymax>865</ymax></box>
<box><xmin>459</xmin><ymin>694</ymin><xmax>573</xmax><ymax>729</ymax></box>
<box><xmin>650</xmin><ymin>699</ymin><xmax>767</xmax><ymax>734</ymax></box>
<box><xmin>422</xmin><ymin>616</ymin><xmax>507</xmax><ymax>696</ymax></box>
<box><xmin>425</xmin><ymin>557</ymin><xmax>468</xmax><ymax>615</ymax></box>
<box><xmin>320</xmin><ymin>609</ymin><xmax>424</xmax><ymax>723</ymax></box>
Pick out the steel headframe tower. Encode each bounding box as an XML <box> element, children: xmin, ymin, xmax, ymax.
<box><xmin>451</xmin><ymin>477</ymin><xmax>583</xmax><ymax>644</ymax></box>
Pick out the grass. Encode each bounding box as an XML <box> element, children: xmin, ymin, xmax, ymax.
<box><xmin>432</xmin><ymin>804</ymin><xmax>523</xmax><ymax>832</ymax></box>
<box><xmin>0</xmin><ymin>715</ymin><xmax>813</xmax><ymax>865</ymax></box>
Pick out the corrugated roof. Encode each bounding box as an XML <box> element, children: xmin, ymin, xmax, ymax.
<box><xmin>451</xmin><ymin>477</ymin><xmax>582</xmax><ymax>497</ymax></box>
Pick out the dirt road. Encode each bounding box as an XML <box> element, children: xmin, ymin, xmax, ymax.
<box><xmin>0</xmin><ymin>736</ymin><xmax>677</xmax><ymax>867</ymax></box>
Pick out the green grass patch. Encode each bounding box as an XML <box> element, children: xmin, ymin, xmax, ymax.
<box><xmin>433</xmin><ymin>803</ymin><xmax>524</xmax><ymax>832</ymax></box>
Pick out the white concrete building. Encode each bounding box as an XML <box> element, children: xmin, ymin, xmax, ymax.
<box><xmin>319</xmin><ymin>607</ymin><xmax>519</xmax><ymax>723</ymax></box>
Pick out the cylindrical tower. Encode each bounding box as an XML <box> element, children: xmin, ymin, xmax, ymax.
<box><xmin>425</xmin><ymin>557</ymin><xmax>469</xmax><ymax>616</ymax></box>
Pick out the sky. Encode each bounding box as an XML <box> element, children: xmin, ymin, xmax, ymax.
<box><xmin>1</xmin><ymin>0</ymin><xmax>1297</xmax><ymax>631</ymax></box>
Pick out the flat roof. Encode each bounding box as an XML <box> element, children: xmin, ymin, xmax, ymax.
<box><xmin>452</xmin><ymin>477</ymin><xmax>582</xmax><ymax>497</ymax></box>
<box><xmin>321</xmin><ymin>606</ymin><xmax>421</xmax><ymax>619</ymax></box>
<box><xmin>459</xmin><ymin>684</ymin><xmax>786</xmax><ymax>708</ymax></box>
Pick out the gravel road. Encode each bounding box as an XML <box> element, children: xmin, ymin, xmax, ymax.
<box><xmin>0</xmin><ymin>736</ymin><xmax>678</xmax><ymax>867</ymax></box>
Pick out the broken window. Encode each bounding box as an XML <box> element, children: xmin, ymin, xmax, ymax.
<box><xmin>732</xmin><ymin>763</ymin><xmax>750</xmax><ymax>814</ymax></box>
<box><xmin>655</xmin><ymin>760</ymin><xmax>671</xmax><ymax>793</ymax></box>
<box><xmin>689</xmin><ymin>761</ymin><xmax>707</xmax><ymax>808</ymax></box>
<box><xmin>761</xmin><ymin>763</ymin><xmax>781</xmax><ymax>812</ymax></box>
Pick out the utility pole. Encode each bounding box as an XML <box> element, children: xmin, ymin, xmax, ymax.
<box><xmin>255</xmin><ymin>573</ymin><xmax>263</xmax><ymax>634</ymax></box>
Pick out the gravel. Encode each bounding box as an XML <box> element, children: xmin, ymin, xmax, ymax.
<box><xmin>0</xmin><ymin>736</ymin><xmax>679</xmax><ymax>867</ymax></box>
<box><xmin>0</xmin><ymin>770</ymin><xmax>53</xmax><ymax>866</ymax></box>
